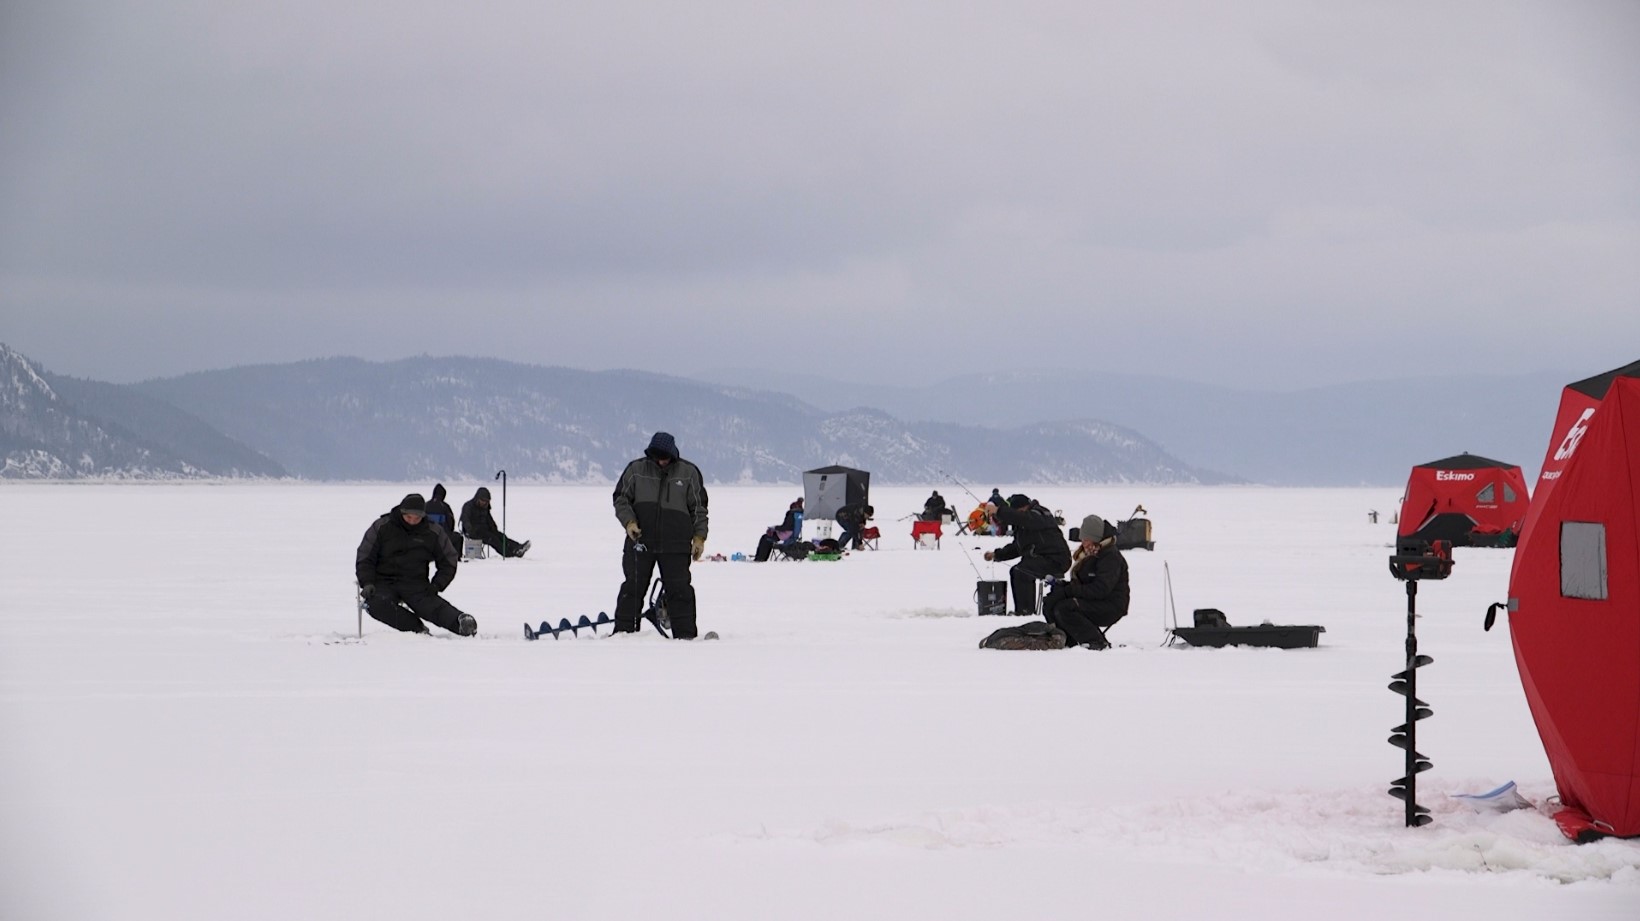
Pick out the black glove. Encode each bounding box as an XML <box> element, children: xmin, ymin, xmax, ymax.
<box><xmin>360</xmin><ymin>584</ymin><xmax>376</xmax><ymax>599</ymax></box>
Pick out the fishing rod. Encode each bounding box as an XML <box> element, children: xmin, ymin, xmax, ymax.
<box><xmin>954</xmin><ymin>536</ymin><xmax>989</xmax><ymax>580</ymax></box>
<box><xmin>494</xmin><ymin>469</ymin><xmax>508</xmax><ymax>556</ymax></box>
<box><xmin>938</xmin><ymin>468</ymin><xmax>983</xmax><ymax>506</ymax></box>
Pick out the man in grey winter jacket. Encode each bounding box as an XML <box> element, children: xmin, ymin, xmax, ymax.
<box><xmin>612</xmin><ymin>432</ymin><xmax>710</xmax><ymax>638</ymax></box>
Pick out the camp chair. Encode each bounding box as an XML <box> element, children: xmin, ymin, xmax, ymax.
<box><xmin>859</xmin><ymin>526</ymin><xmax>881</xmax><ymax>550</ymax></box>
<box><xmin>911</xmin><ymin>520</ymin><xmax>942</xmax><ymax>549</ymax></box>
<box><xmin>462</xmin><ymin>534</ymin><xmax>488</xmax><ymax>560</ymax></box>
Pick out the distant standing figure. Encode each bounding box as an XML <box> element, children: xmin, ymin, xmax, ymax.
<box><xmin>612</xmin><ymin>432</ymin><xmax>710</xmax><ymax>638</ymax></box>
<box><xmin>424</xmin><ymin>483</ymin><xmax>456</xmax><ymax>536</ymax></box>
<box><xmin>460</xmin><ymin>486</ymin><xmax>530</xmax><ymax>558</ymax></box>
<box><xmin>356</xmin><ymin>493</ymin><xmax>476</xmax><ymax>635</ymax></box>
<box><xmin>983</xmin><ymin>494</ymin><xmax>1071</xmax><ymax>616</ymax></box>
<box><xmin>1044</xmin><ymin>514</ymin><xmax>1130</xmax><ymax>649</ymax></box>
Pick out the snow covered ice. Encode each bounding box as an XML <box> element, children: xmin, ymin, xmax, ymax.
<box><xmin>2</xmin><ymin>483</ymin><xmax>1636</xmax><ymax>920</ymax></box>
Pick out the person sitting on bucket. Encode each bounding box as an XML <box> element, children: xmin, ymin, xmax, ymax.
<box><xmin>460</xmin><ymin>486</ymin><xmax>530</xmax><ymax>558</ymax></box>
<box><xmin>983</xmin><ymin>494</ymin><xmax>1071</xmax><ymax>616</ymax></box>
<box><xmin>921</xmin><ymin>490</ymin><xmax>953</xmax><ymax>521</ymax></box>
<box><xmin>1043</xmin><ymin>513</ymin><xmax>1130</xmax><ymax>649</ymax></box>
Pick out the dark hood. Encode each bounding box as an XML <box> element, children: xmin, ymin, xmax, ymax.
<box><xmin>431</xmin><ymin>483</ymin><xmax>446</xmax><ymax>502</ymax></box>
<box><xmin>644</xmin><ymin>431</ymin><xmax>679</xmax><ymax>462</ymax></box>
<box><xmin>474</xmin><ymin>486</ymin><xmax>491</xmax><ymax>502</ymax></box>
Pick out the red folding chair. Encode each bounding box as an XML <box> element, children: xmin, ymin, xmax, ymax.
<box><xmin>911</xmin><ymin>520</ymin><xmax>942</xmax><ymax>549</ymax></box>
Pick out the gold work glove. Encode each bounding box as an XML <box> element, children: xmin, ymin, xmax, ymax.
<box><xmin>691</xmin><ymin>535</ymin><xmax>706</xmax><ymax>561</ymax></box>
<box><xmin>625</xmin><ymin>521</ymin><xmax>642</xmax><ymax>541</ymax></box>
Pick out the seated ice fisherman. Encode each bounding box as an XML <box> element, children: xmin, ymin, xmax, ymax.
<box><xmin>921</xmin><ymin>490</ymin><xmax>954</xmax><ymax>522</ymax></box>
<box><xmin>1043</xmin><ymin>513</ymin><xmax>1130</xmax><ymax>649</ymax></box>
<box><xmin>755</xmin><ymin>498</ymin><xmax>805</xmax><ymax>561</ymax></box>
<box><xmin>983</xmin><ymin>494</ymin><xmax>1071</xmax><ymax>617</ymax></box>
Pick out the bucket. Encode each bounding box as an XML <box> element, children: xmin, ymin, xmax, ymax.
<box><xmin>975</xmin><ymin>580</ymin><xmax>1008</xmax><ymax>616</ymax></box>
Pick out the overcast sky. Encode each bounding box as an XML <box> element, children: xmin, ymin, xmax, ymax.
<box><xmin>2</xmin><ymin>0</ymin><xmax>1636</xmax><ymax>388</ymax></box>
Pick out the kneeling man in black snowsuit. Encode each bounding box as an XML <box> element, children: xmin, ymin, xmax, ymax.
<box><xmin>612</xmin><ymin>432</ymin><xmax>709</xmax><ymax>638</ymax></box>
<box><xmin>1044</xmin><ymin>513</ymin><xmax>1130</xmax><ymax>649</ymax></box>
<box><xmin>984</xmin><ymin>494</ymin><xmax>1072</xmax><ymax>616</ymax></box>
<box><xmin>356</xmin><ymin>493</ymin><xmax>477</xmax><ymax>636</ymax></box>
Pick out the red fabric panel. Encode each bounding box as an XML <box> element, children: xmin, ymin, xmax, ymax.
<box><xmin>1509</xmin><ymin>377</ymin><xmax>1640</xmax><ymax>837</ymax></box>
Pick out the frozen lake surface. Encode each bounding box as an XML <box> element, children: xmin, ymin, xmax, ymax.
<box><xmin>2</xmin><ymin>482</ymin><xmax>1636</xmax><ymax>920</ymax></box>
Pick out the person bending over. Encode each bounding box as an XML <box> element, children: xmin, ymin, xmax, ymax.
<box><xmin>834</xmin><ymin>502</ymin><xmax>874</xmax><ymax>551</ymax></box>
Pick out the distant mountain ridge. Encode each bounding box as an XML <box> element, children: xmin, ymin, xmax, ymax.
<box><xmin>698</xmin><ymin>366</ymin><xmax>1574</xmax><ymax>485</ymax></box>
<box><xmin>9</xmin><ymin>339</ymin><xmax>1572</xmax><ymax>485</ymax></box>
<box><xmin>0</xmin><ymin>342</ymin><xmax>285</xmax><ymax>478</ymax></box>
<box><xmin>127</xmin><ymin>355</ymin><xmax>1223</xmax><ymax>484</ymax></box>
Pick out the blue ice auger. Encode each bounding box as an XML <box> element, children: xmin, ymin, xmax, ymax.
<box><xmin>525</xmin><ymin>612</ymin><xmax>615</xmax><ymax>641</ymax></box>
<box><xmin>1387</xmin><ymin>539</ymin><xmax>1454</xmax><ymax>827</ymax></box>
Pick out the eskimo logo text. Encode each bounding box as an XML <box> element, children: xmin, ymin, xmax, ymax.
<box><xmin>1553</xmin><ymin>408</ymin><xmax>1597</xmax><ymax>462</ymax></box>
<box><xmin>1435</xmin><ymin>471</ymin><xmax>1476</xmax><ymax>481</ymax></box>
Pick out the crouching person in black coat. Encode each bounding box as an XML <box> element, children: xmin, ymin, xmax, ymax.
<box><xmin>1044</xmin><ymin>513</ymin><xmax>1130</xmax><ymax>649</ymax></box>
<box><xmin>984</xmin><ymin>494</ymin><xmax>1072</xmax><ymax>616</ymax></box>
<box><xmin>356</xmin><ymin>493</ymin><xmax>476</xmax><ymax>636</ymax></box>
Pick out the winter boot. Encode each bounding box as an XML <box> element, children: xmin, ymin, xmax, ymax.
<box><xmin>455</xmin><ymin>613</ymin><xmax>477</xmax><ymax>636</ymax></box>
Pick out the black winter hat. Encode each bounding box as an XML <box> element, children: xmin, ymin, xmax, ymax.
<box><xmin>645</xmin><ymin>431</ymin><xmax>679</xmax><ymax>461</ymax></box>
<box><xmin>399</xmin><ymin>493</ymin><xmax>426</xmax><ymax>514</ymax></box>
<box><xmin>1007</xmin><ymin>493</ymin><xmax>1031</xmax><ymax>509</ymax></box>
<box><xmin>475</xmin><ymin>486</ymin><xmax>491</xmax><ymax>501</ymax></box>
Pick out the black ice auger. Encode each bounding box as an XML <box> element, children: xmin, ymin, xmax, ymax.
<box><xmin>1387</xmin><ymin>538</ymin><xmax>1453</xmax><ymax>827</ymax></box>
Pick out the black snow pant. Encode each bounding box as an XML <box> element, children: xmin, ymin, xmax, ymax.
<box><xmin>1008</xmin><ymin>556</ymin><xmax>1067</xmax><ymax>617</ymax></box>
<box><xmin>477</xmin><ymin>529</ymin><xmax>524</xmax><ymax>557</ymax></box>
<box><xmin>614</xmin><ymin>546</ymin><xmax>698</xmax><ymax>638</ymax></box>
<box><xmin>367</xmin><ymin>582</ymin><xmax>467</xmax><ymax>634</ymax></box>
<box><xmin>1045</xmin><ymin>596</ymin><xmax>1123</xmax><ymax>648</ymax></box>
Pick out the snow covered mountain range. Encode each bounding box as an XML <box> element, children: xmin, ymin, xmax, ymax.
<box><xmin>0</xmin><ymin>344</ymin><xmax>1222</xmax><ymax>483</ymax></box>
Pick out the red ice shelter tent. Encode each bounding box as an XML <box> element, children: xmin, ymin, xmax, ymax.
<box><xmin>1506</xmin><ymin>359</ymin><xmax>1640</xmax><ymax>841</ymax></box>
<box><xmin>1396</xmin><ymin>453</ymin><xmax>1531</xmax><ymax>547</ymax></box>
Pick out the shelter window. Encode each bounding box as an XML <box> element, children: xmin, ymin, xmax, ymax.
<box><xmin>1560</xmin><ymin>522</ymin><xmax>1608</xmax><ymax>600</ymax></box>
<box><xmin>1503</xmin><ymin>484</ymin><xmax>1517</xmax><ymax>503</ymax></box>
<box><xmin>1475</xmin><ymin>483</ymin><xmax>1496</xmax><ymax>504</ymax></box>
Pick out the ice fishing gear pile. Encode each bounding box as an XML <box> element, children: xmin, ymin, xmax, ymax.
<box><xmin>1386</xmin><ymin>537</ymin><xmax>1453</xmax><ymax>827</ymax></box>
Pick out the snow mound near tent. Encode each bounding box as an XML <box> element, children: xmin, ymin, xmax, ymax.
<box><xmin>756</xmin><ymin>782</ymin><xmax>1640</xmax><ymax>884</ymax></box>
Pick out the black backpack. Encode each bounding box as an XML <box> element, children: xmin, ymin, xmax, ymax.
<box><xmin>978</xmin><ymin>620</ymin><xmax>1067</xmax><ymax>650</ymax></box>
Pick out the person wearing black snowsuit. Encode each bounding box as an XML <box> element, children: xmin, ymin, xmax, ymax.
<box><xmin>834</xmin><ymin>502</ymin><xmax>873</xmax><ymax>550</ymax></box>
<box><xmin>984</xmin><ymin>494</ymin><xmax>1072</xmax><ymax>616</ymax></box>
<box><xmin>612</xmin><ymin>432</ymin><xmax>710</xmax><ymax>638</ymax></box>
<box><xmin>1044</xmin><ymin>514</ymin><xmax>1130</xmax><ymax>649</ymax></box>
<box><xmin>424</xmin><ymin>483</ymin><xmax>457</xmax><ymax>538</ymax></box>
<box><xmin>356</xmin><ymin>493</ymin><xmax>476</xmax><ymax>635</ymax></box>
<box><xmin>460</xmin><ymin>486</ymin><xmax>529</xmax><ymax>558</ymax></box>
<box><xmin>921</xmin><ymin>491</ymin><xmax>952</xmax><ymax>522</ymax></box>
